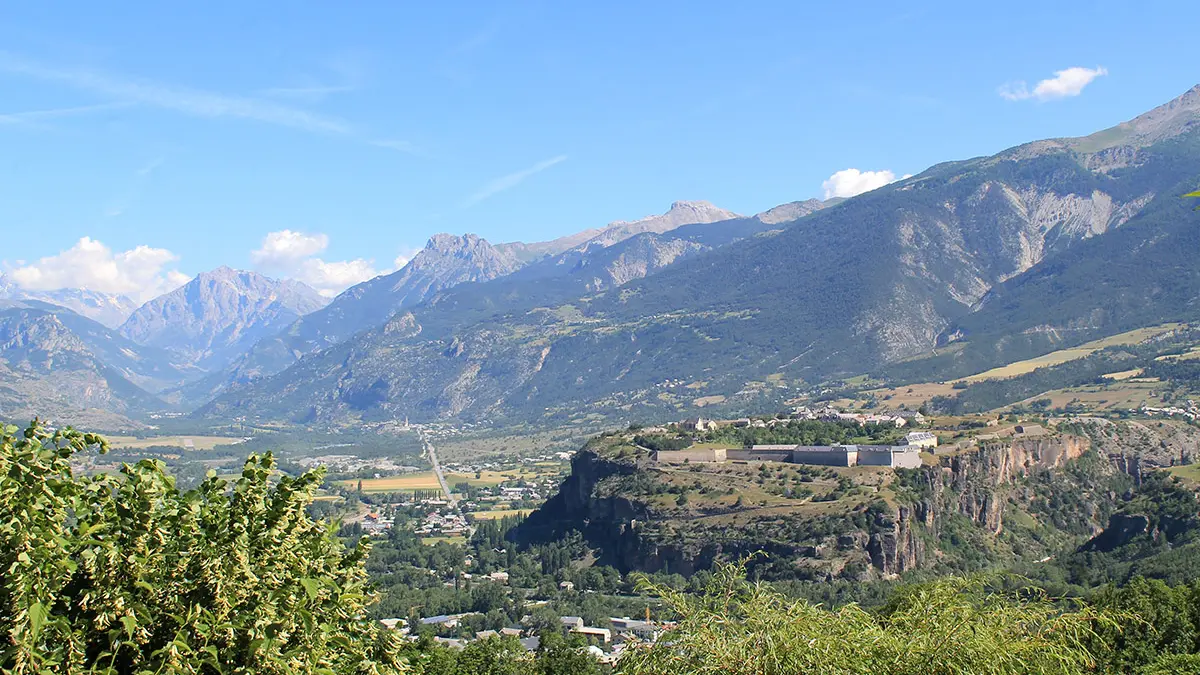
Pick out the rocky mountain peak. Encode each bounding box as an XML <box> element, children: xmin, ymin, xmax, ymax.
<box><xmin>577</xmin><ymin>201</ymin><xmax>741</xmax><ymax>249</ymax></box>
<box><xmin>118</xmin><ymin>267</ymin><xmax>327</xmax><ymax>371</ymax></box>
<box><xmin>413</xmin><ymin>234</ymin><xmax>520</xmax><ymax>271</ymax></box>
<box><xmin>427</xmin><ymin>233</ymin><xmax>483</xmax><ymax>252</ymax></box>
<box><xmin>754</xmin><ymin>199</ymin><xmax>827</xmax><ymax>225</ymax></box>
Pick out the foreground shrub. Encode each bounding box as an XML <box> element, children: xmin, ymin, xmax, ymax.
<box><xmin>0</xmin><ymin>421</ymin><xmax>407</xmax><ymax>674</ymax></box>
<box><xmin>617</xmin><ymin>559</ymin><xmax>1112</xmax><ymax>675</ymax></box>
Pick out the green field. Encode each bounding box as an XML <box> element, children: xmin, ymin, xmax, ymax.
<box><xmin>1168</xmin><ymin>463</ymin><xmax>1200</xmax><ymax>486</ymax></box>
<box><xmin>107</xmin><ymin>435</ymin><xmax>246</xmax><ymax>450</ymax></box>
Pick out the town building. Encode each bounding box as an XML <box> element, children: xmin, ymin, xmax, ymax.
<box><xmin>902</xmin><ymin>431</ymin><xmax>939</xmax><ymax>449</ymax></box>
<box><xmin>572</xmin><ymin>626</ymin><xmax>613</xmax><ymax>643</ymax></box>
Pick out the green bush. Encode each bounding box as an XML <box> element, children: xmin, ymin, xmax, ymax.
<box><xmin>0</xmin><ymin>421</ymin><xmax>407</xmax><ymax>674</ymax></box>
<box><xmin>616</xmin><ymin>560</ymin><xmax>1112</xmax><ymax>675</ymax></box>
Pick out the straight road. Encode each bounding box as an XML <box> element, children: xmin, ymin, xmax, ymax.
<box><xmin>420</xmin><ymin>430</ymin><xmax>456</xmax><ymax>507</ymax></box>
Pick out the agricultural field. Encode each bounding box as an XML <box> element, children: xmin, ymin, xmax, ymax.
<box><xmin>432</xmin><ymin>426</ymin><xmax>594</xmax><ymax>462</ymax></box>
<box><xmin>340</xmin><ymin>472</ymin><xmax>442</xmax><ymax>493</ymax></box>
<box><xmin>961</xmin><ymin>324</ymin><xmax>1182</xmax><ymax>383</ymax></box>
<box><xmin>106</xmin><ymin>435</ymin><xmax>248</xmax><ymax>450</ymax></box>
<box><xmin>1011</xmin><ymin>380</ymin><xmax>1166</xmax><ymax>412</ymax></box>
<box><xmin>859</xmin><ymin>382</ymin><xmax>959</xmax><ymax>410</ymax></box>
<box><xmin>468</xmin><ymin>509</ymin><xmax>533</xmax><ymax>520</ymax></box>
<box><xmin>445</xmin><ymin>470</ymin><xmax>511</xmax><ymax>487</ymax></box>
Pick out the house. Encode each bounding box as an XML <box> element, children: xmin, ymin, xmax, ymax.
<box><xmin>572</xmin><ymin>626</ymin><xmax>612</xmax><ymax>644</ymax></box>
<box><xmin>500</xmin><ymin>627</ymin><xmax>523</xmax><ymax>637</ymax></box>
<box><xmin>475</xmin><ymin>630</ymin><xmax>499</xmax><ymax>640</ymax></box>
<box><xmin>421</xmin><ymin>614</ymin><xmax>462</xmax><ymax>629</ymax></box>
<box><xmin>903</xmin><ymin>431</ymin><xmax>939</xmax><ymax>449</ymax></box>
<box><xmin>433</xmin><ymin>637</ymin><xmax>465</xmax><ymax>650</ymax></box>
<box><xmin>560</xmin><ymin>616</ymin><xmax>585</xmax><ymax>630</ymax></box>
<box><xmin>680</xmin><ymin>417</ymin><xmax>718</xmax><ymax>432</ymax></box>
<box><xmin>610</xmin><ymin>618</ymin><xmax>661</xmax><ymax>641</ymax></box>
<box><xmin>378</xmin><ymin>618</ymin><xmax>408</xmax><ymax>633</ymax></box>
<box><xmin>559</xmin><ymin>581</ymin><xmax>576</xmax><ymax>592</ymax></box>
<box><xmin>897</xmin><ymin>410</ymin><xmax>926</xmax><ymax>424</ymax></box>
<box><xmin>488</xmin><ymin>571</ymin><xmax>510</xmax><ymax>584</ymax></box>
<box><xmin>520</xmin><ymin>636</ymin><xmax>541</xmax><ymax>652</ymax></box>
<box><xmin>1014</xmin><ymin>424</ymin><xmax>1048</xmax><ymax>437</ymax></box>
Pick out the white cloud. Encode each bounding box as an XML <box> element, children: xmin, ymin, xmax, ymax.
<box><xmin>821</xmin><ymin>169</ymin><xmax>901</xmax><ymax>199</ymax></box>
<box><xmin>463</xmin><ymin>155</ymin><xmax>567</xmax><ymax>207</ymax></box>
<box><xmin>293</xmin><ymin>258</ymin><xmax>379</xmax><ymax>297</ymax></box>
<box><xmin>0</xmin><ymin>51</ymin><xmax>351</xmax><ymax>135</ymax></box>
<box><xmin>393</xmin><ymin>247</ymin><xmax>421</xmax><ymax>271</ymax></box>
<box><xmin>250</xmin><ymin>229</ymin><xmax>330</xmax><ymax>266</ymax></box>
<box><xmin>999</xmin><ymin>66</ymin><xmax>1107</xmax><ymax>102</ymax></box>
<box><xmin>249</xmin><ymin>230</ymin><xmax>416</xmax><ymax>297</ymax></box>
<box><xmin>6</xmin><ymin>237</ymin><xmax>188</xmax><ymax>303</ymax></box>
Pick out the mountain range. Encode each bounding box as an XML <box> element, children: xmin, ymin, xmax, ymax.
<box><xmin>3</xmin><ymin>85</ymin><xmax>1199</xmax><ymax>430</ymax></box>
<box><xmin>200</xmin><ymin>85</ymin><xmax>1200</xmax><ymax>427</ymax></box>
<box><xmin>0</xmin><ymin>273</ymin><xmax>139</xmax><ymax>328</ymax></box>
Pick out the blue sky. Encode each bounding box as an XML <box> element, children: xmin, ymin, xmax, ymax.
<box><xmin>0</xmin><ymin>1</ymin><xmax>1195</xmax><ymax>300</ymax></box>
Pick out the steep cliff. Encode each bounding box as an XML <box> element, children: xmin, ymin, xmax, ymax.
<box><xmin>515</xmin><ymin>433</ymin><xmax>1106</xmax><ymax>580</ymax></box>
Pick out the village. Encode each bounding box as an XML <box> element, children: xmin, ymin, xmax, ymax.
<box><xmin>378</xmin><ymin>598</ymin><xmax>671</xmax><ymax>665</ymax></box>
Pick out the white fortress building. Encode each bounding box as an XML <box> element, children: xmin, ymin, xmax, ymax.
<box><xmin>652</xmin><ymin>443</ymin><xmax>923</xmax><ymax>469</ymax></box>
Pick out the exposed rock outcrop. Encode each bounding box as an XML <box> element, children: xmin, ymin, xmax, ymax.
<box><xmin>517</xmin><ymin>434</ymin><xmax>1095</xmax><ymax>579</ymax></box>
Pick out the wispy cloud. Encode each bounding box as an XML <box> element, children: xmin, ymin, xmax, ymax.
<box><xmin>260</xmin><ymin>84</ymin><xmax>356</xmax><ymax>103</ymax></box>
<box><xmin>0</xmin><ymin>101</ymin><xmax>131</xmax><ymax>128</ymax></box>
<box><xmin>371</xmin><ymin>139</ymin><xmax>421</xmax><ymax>155</ymax></box>
<box><xmin>999</xmin><ymin>66</ymin><xmax>1108</xmax><ymax>102</ymax></box>
<box><xmin>0</xmin><ymin>51</ymin><xmax>352</xmax><ymax>135</ymax></box>
<box><xmin>463</xmin><ymin>155</ymin><xmax>567</xmax><ymax>208</ymax></box>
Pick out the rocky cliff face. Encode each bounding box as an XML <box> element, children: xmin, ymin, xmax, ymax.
<box><xmin>870</xmin><ymin>436</ymin><xmax>1091</xmax><ymax>575</ymax></box>
<box><xmin>519</xmin><ymin>435</ymin><xmax>1096</xmax><ymax>579</ymax></box>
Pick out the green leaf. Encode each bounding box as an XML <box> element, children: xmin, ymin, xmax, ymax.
<box><xmin>120</xmin><ymin>615</ymin><xmax>137</xmax><ymax>639</ymax></box>
<box><xmin>300</xmin><ymin>577</ymin><xmax>322</xmax><ymax>599</ymax></box>
<box><xmin>29</xmin><ymin>601</ymin><xmax>48</xmax><ymax>642</ymax></box>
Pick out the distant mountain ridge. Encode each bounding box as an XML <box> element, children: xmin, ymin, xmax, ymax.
<box><xmin>0</xmin><ymin>303</ymin><xmax>187</xmax><ymax>429</ymax></box>
<box><xmin>495</xmin><ymin>200</ymin><xmax>741</xmax><ymax>262</ymax></box>
<box><xmin>190</xmin><ymin>201</ymin><xmax>749</xmax><ymax>403</ymax></box>
<box><xmin>0</xmin><ymin>272</ymin><xmax>139</xmax><ymax>328</ymax></box>
<box><xmin>201</xmin><ymin>85</ymin><xmax>1200</xmax><ymax>427</ymax></box>
<box><xmin>118</xmin><ymin>267</ymin><xmax>327</xmax><ymax>372</ymax></box>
